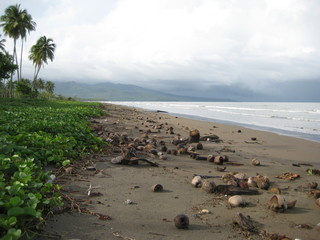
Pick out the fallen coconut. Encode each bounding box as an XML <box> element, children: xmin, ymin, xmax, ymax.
<box><xmin>251</xmin><ymin>158</ymin><xmax>260</xmax><ymax>166</ymax></box>
<box><xmin>287</xmin><ymin>200</ymin><xmax>297</xmax><ymax>209</ymax></box>
<box><xmin>189</xmin><ymin>129</ymin><xmax>200</xmax><ymax>143</ymax></box>
<box><xmin>247</xmin><ymin>177</ymin><xmax>257</xmax><ymax>188</ymax></box>
<box><xmin>202</xmin><ymin>180</ymin><xmax>216</xmax><ymax>193</ymax></box>
<box><xmin>228</xmin><ymin>195</ymin><xmax>246</xmax><ymax>207</ymax></box>
<box><xmin>207</xmin><ymin>154</ymin><xmax>215</xmax><ymax>162</ymax></box>
<box><xmin>254</xmin><ymin>175</ymin><xmax>270</xmax><ymax>190</ymax></box>
<box><xmin>234</xmin><ymin>172</ymin><xmax>246</xmax><ymax>180</ymax></box>
<box><xmin>196</xmin><ymin>143</ymin><xmax>203</xmax><ymax>150</ymax></box>
<box><xmin>191</xmin><ymin>176</ymin><xmax>202</xmax><ymax>188</ymax></box>
<box><xmin>214</xmin><ymin>155</ymin><xmax>224</xmax><ymax>165</ymax></box>
<box><xmin>174</xmin><ymin>214</ymin><xmax>189</xmax><ymax>229</ymax></box>
<box><xmin>150</xmin><ymin>184</ymin><xmax>163</xmax><ymax>192</ymax></box>
<box><xmin>269</xmin><ymin>195</ymin><xmax>287</xmax><ymax>213</ymax></box>
<box><xmin>269</xmin><ymin>186</ymin><xmax>281</xmax><ymax>195</ymax></box>
<box><xmin>315</xmin><ymin>198</ymin><xmax>320</xmax><ymax>208</ymax></box>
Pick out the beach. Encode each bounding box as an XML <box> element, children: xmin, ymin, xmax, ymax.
<box><xmin>39</xmin><ymin>103</ymin><xmax>320</xmax><ymax>240</ymax></box>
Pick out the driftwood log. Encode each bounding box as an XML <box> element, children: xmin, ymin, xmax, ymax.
<box><xmin>215</xmin><ymin>185</ymin><xmax>259</xmax><ymax>195</ymax></box>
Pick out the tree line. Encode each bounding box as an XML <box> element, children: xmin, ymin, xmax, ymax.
<box><xmin>0</xmin><ymin>4</ymin><xmax>56</xmax><ymax>98</ymax></box>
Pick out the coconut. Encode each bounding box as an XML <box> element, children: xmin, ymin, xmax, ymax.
<box><xmin>251</xmin><ymin>158</ymin><xmax>261</xmax><ymax>166</ymax></box>
<box><xmin>150</xmin><ymin>184</ymin><xmax>163</xmax><ymax>192</ymax></box>
<box><xmin>202</xmin><ymin>180</ymin><xmax>216</xmax><ymax>193</ymax></box>
<box><xmin>191</xmin><ymin>176</ymin><xmax>202</xmax><ymax>188</ymax></box>
<box><xmin>247</xmin><ymin>177</ymin><xmax>257</xmax><ymax>188</ymax></box>
<box><xmin>228</xmin><ymin>195</ymin><xmax>246</xmax><ymax>207</ymax></box>
<box><xmin>214</xmin><ymin>155</ymin><xmax>224</xmax><ymax>165</ymax></box>
<box><xmin>174</xmin><ymin>214</ymin><xmax>189</xmax><ymax>229</ymax></box>
<box><xmin>254</xmin><ymin>175</ymin><xmax>270</xmax><ymax>190</ymax></box>
<box><xmin>234</xmin><ymin>172</ymin><xmax>246</xmax><ymax>180</ymax></box>
<box><xmin>269</xmin><ymin>195</ymin><xmax>287</xmax><ymax>213</ymax></box>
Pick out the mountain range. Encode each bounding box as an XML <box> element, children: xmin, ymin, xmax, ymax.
<box><xmin>54</xmin><ymin>81</ymin><xmax>233</xmax><ymax>101</ymax></box>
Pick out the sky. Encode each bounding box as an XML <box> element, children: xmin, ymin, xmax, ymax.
<box><xmin>0</xmin><ymin>0</ymin><xmax>320</xmax><ymax>100</ymax></box>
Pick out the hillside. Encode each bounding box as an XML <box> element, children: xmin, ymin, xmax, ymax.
<box><xmin>54</xmin><ymin>81</ymin><xmax>232</xmax><ymax>101</ymax></box>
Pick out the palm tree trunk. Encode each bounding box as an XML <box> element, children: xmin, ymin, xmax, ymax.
<box><xmin>20</xmin><ymin>40</ymin><xmax>24</xmax><ymax>80</ymax></box>
<box><xmin>34</xmin><ymin>65</ymin><xmax>41</xmax><ymax>81</ymax></box>
<box><xmin>13</xmin><ymin>38</ymin><xmax>19</xmax><ymax>81</ymax></box>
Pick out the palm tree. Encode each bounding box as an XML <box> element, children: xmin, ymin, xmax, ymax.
<box><xmin>0</xmin><ymin>34</ymin><xmax>6</xmax><ymax>52</ymax></box>
<box><xmin>1</xmin><ymin>4</ymin><xmax>22</xmax><ymax>80</ymax></box>
<box><xmin>29</xmin><ymin>36</ymin><xmax>56</xmax><ymax>81</ymax></box>
<box><xmin>32</xmin><ymin>77</ymin><xmax>45</xmax><ymax>91</ymax></box>
<box><xmin>18</xmin><ymin>8</ymin><xmax>36</xmax><ymax>80</ymax></box>
<box><xmin>0</xmin><ymin>4</ymin><xmax>36</xmax><ymax>80</ymax></box>
<box><xmin>45</xmin><ymin>80</ymin><xmax>55</xmax><ymax>94</ymax></box>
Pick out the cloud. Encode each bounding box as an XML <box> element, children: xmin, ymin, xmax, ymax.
<box><xmin>1</xmin><ymin>0</ymin><xmax>320</xmax><ymax>95</ymax></box>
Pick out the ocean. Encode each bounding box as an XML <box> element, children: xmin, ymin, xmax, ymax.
<box><xmin>104</xmin><ymin>102</ymin><xmax>320</xmax><ymax>143</ymax></box>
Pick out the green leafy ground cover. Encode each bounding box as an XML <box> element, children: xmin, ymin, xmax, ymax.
<box><xmin>0</xmin><ymin>99</ymin><xmax>106</xmax><ymax>239</ymax></box>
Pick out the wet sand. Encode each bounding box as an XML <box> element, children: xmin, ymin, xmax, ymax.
<box><xmin>39</xmin><ymin>103</ymin><xmax>320</xmax><ymax>240</ymax></box>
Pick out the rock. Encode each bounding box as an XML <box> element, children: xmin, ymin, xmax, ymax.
<box><xmin>189</xmin><ymin>129</ymin><xmax>200</xmax><ymax>143</ymax></box>
<box><xmin>174</xmin><ymin>214</ymin><xmax>189</xmax><ymax>229</ymax></box>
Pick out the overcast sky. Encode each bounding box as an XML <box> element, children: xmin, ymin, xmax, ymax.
<box><xmin>0</xmin><ymin>0</ymin><xmax>319</xmax><ymax>97</ymax></box>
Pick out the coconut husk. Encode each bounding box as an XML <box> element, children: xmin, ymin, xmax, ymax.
<box><xmin>189</xmin><ymin>129</ymin><xmax>200</xmax><ymax>143</ymax></box>
<box><xmin>232</xmin><ymin>212</ymin><xmax>257</xmax><ymax>232</ymax></box>
<box><xmin>276</xmin><ymin>172</ymin><xmax>300</xmax><ymax>181</ymax></box>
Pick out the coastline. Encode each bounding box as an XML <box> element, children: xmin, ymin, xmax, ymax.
<box><xmin>40</xmin><ymin>103</ymin><xmax>320</xmax><ymax>240</ymax></box>
<box><xmin>163</xmin><ymin>111</ymin><xmax>320</xmax><ymax>144</ymax></box>
<box><xmin>104</xmin><ymin>101</ymin><xmax>320</xmax><ymax>144</ymax></box>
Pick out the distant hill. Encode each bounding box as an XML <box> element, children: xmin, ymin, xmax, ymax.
<box><xmin>54</xmin><ymin>81</ymin><xmax>233</xmax><ymax>101</ymax></box>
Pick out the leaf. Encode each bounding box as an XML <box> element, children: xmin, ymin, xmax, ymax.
<box><xmin>7</xmin><ymin>207</ymin><xmax>38</xmax><ymax>217</ymax></box>
<box><xmin>62</xmin><ymin>159</ymin><xmax>71</xmax><ymax>166</ymax></box>
<box><xmin>9</xmin><ymin>196</ymin><xmax>23</xmax><ymax>207</ymax></box>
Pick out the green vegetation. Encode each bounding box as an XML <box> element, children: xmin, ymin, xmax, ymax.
<box><xmin>0</xmin><ymin>99</ymin><xmax>106</xmax><ymax>239</ymax></box>
<box><xmin>0</xmin><ymin>4</ymin><xmax>55</xmax><ymax>99</ymax></box>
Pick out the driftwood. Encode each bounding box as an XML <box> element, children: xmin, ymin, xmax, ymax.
<box><xmin>120</xmin><ymin>158</ymin><xmax>159</xmax><ymax>167</ymax></box>
<box><xmin>215</xmin><ymin>185</ymin><xmax>259</xmax><ymax>195</ymax></box>
<box><xmin>193</xmin><ymin>174</ymin><xmax>221</xmax><ymax>179</ymax></box>
<box><xmin>233</xmin><ymin>213</ymin><xmax>257</xmax><ymax>232</ymax></box>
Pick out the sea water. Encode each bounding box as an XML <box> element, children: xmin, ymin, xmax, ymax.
<box><xmin>105</xmin><ymin>102</ymin><xmax>320</xmax><ymax>143</ymax></box>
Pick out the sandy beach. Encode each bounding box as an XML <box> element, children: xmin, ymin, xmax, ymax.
<box><xmin>39</xmin><ymin>103</ymin><xmax>320</xmax><ymax>240</ymax></box>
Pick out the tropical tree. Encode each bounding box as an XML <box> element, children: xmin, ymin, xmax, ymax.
<box><xmin>0</xmin><ymin>51</ymin><xmax>17</xmax><ymax>97</ymax></box>
<box><xmin>17</xmin><ymin>7</ymin><xmax>36</xmax><ymax>80</ymax></box>
<box><xmin>45</xmin><ymin>80</ymin><xmax>55</xmax><ymax>94</ymax></box>
<box><xmin>0</xmin><ymin>4</ymin><xmax>36</xmax><ymax>80</ymax></box>
<box><xmin>29</xmin><ymin>36</ymin><xmax>56</xmax><ymax>81</ymax></box>
<box><xmin>0</xmin><ymin>34</ymin><xmax>6</xmax><ymax>52</ymax></box>
<box><xmin>32</xmin><ymin>77</ymin><xmax>44</xmax><ymax>91</ymax></box>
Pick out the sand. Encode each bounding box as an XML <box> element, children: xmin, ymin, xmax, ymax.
<box><xmin>38</xmin><ymin>103</ymin><xmax>320</xmax><ymax>240</ymax></box>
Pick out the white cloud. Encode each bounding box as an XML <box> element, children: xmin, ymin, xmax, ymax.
<box><xmin>1</xmin><ymin>0</ymin><xmax>319</xmax><ymax>90</ymax></box>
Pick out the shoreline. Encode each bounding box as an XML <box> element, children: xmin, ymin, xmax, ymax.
<box><xmin>104</xmin><ymin>101</ymin><xmax>320</xmax><ymax>144</ymax></box>
<box><xmin>166</xmin><ymin>112</ymin><xmax>320</xmax><ymax>144</ymax></box>
<box><xmin>40</xmin><ymin>103</ymin><xmax>320</xmax><ymax>240</ymax></box>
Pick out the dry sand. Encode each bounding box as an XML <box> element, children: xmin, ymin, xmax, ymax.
<box><xmin>38</xmin><ymin>103</ymin><xmax>320</xmax><ymax>240</ymax></box>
